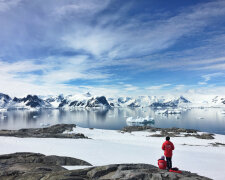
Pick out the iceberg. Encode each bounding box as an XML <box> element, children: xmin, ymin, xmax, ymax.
<box><xmin>40</xmin><ymin>123</ymin><xmax>51</xmax><ymax>127</ymax></box>
<box><xmin>155</xmin><ymin>109</ymin><xmax>181</xmax><ymax>114</ymax></box>
<box><xmin>0</xmin><ymin>108</ymin><xmax>7</xmax><ymax>112</ymax></box>
<box><xmin>126</xmin><ymin>116</ymin><xmax>154</xmax><ymax>124</ymax></box>
<box><xmin>167</xmin><ymin>109</ymin><xmax>181</xmax><ymax>114</ymax></box>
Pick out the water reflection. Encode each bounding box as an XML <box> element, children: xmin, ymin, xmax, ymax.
<box><xmin>0</xmin><ymin>108</ymin><xmax>225</xmax><ymax>134</ymax></box>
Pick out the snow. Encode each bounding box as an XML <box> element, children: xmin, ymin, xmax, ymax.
<box><xmin>0</xmin><ymin>127</ymin><xmax>225</xmax><ymax>179</ymax></box>
<box><xmin>63</xmin><ymin>165</ymin><xmax>91</xmax><ymax>170</ymax></box>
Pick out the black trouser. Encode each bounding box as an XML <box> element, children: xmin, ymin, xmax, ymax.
<box><xmin>166</xmin><ymin>157</ymin><xmax>172</xmax><ymax>169</ymax></box>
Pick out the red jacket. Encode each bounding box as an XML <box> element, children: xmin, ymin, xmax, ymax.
<box><xmin>162</xmin><ymin>140</ymin><xmax>174</xmax><ymax>157</ymax></box>
<box><xmin>158</xmin><ymin>159</ymin><xmax>167</xmax><ymax>169</ymax></box>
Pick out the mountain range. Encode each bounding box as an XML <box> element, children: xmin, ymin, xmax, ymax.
<box><xmin>0</xmin><ymin>92</ymin><xmax>224</xmax><ymax>110</ymax></box>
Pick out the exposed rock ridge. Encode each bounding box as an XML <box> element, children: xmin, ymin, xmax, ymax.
<box><xmin>0</xmin><ymin>152</ymin><xmax>92</xmax><ymax>180</ymax></box>
<box><xmin>0</xmin><ymin>153</ymin><xmax>211</xmax><ymax>180</ymax></box>
<box><xmin>0</xmin><ymin>124</ymin><xmax>88</xmax><ymax>139</ymax></box>
<box><xmin>122</xmin><ymin>126</ymin><xmax>215</xmax><ymax>139</ymax></box>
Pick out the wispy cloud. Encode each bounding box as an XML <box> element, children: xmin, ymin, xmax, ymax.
<box><xmin>146</xmin><ymin>84</ymin><xmax>171</xmax><ymax>90</ymax></box>
<box><xmin>0</xmin><ymin>0</ymin><xmax>21</xmax><ymax>12</ymax></box>
<box><xmin>0</xmin><ymin>0</ymin><xmax>225</xmax><ymax>96</ymax></box>
<box><xmin>198</xmin><ymin>72</ymin><xmax>225</xmax><ymax>85</ymax></box>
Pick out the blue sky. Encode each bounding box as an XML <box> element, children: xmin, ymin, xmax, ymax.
<box><xmin>0</xmin><ymin>0</ymin><xmax>225</xmax><ymax>97</ymax></box>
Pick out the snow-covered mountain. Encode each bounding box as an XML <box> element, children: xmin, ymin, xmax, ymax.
<box><xmin>0</xmin><ymin>92</ymin><xmax>224</xmax><ymax>110</ymax></box>
<box><xmin>150</xmin><ymin>96</ymin><xmax>190</xmax><ymax>108</ymax></box>
<box><xmin>0</xmin><ymin>93</ymin><xmax>11</xmax><ymax>108</ymax></box>
<box><xmin>12</xmin><ymin>95</ymin><xmax>52</xmax><ymax>109</ymax></box>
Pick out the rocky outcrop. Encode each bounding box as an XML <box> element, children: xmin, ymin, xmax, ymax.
<box><xmin>0</xmin><ymin>152</ymin><xmax>92</xmax><ymax>180</ymax></box>
<box><xmin>122</xmin><ymin>126</ymin><xmax>197</xmax><ymax>133</ymax></box>
<box><xmin>0</xmin><ymin>124</ymin><xmax>88</xmax><ymax>139</ymax></box>
<box><xmin>122</xmin><ymin>126</ymin><xmax>215</xmax><ymax>139</ymax></box>
<box><xmin>0</xmin><ymin>154</ymin><xmax>211</xmax><ymax>180</ymax></box>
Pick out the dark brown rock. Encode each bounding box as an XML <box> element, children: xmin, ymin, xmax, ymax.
<box><xmin>0</xmin><ymin>153</ymin><xmax>211</xmax><ymax>180</ymax></box>
<box><xmin>0</xmin><ymin>152</ymin><xmax>91</xmax><ymax>180</ymax></box>
<box><xmin>0</xmin><ymin>124</ymin><xmax>88</xmax><ymax>139</ymax></box>
<box><xmin>44</xmin><ymin>164</ymin><xmax>212</xmax><ymax>180</ymax></box>
<box><xmin>122</xmin><ymin>126</ymin><xmax>214</xmax><ymax>140</ymax></box>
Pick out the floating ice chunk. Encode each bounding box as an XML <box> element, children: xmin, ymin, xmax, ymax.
<box><xmin>155</xmin><ymin>109</ymin><xmax>168</xmax><ymax>114</ymax></box>
<box><xmin>167</xmin><ymin>109</ymin><xmax>181</xmax><ymax>114</ymax></box>
<box><xmin>33</xmin><ymin>116</ymin><xmax>38</xmax><ymax>118</ymax></box>
<box><xmin>155</xmin><ymin>109</ymin><xmax>181</xmax><ymax>114</ymax></box>
<box><xmin>40</xmin><ymin>123</ymin><xmax>51</xmax><ymax>127</ymax></box>
<box><xmin>126</xmin><ymin>116</ymin><xmax>154</xmax><ymax>124</ymax></box>
<box><xmin>0</xmin><ymin>109</ymin><xmax>7</xmax><ymax>112</ymax></box>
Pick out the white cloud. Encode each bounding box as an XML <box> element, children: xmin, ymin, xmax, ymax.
<box><xmin>174</xmin><ymin>85</ymin><xmax>185</xmax><ymax>91</ymax></box>
<box><xmin>0</xmin><ymin>0</ymin><xmax>225</xmax><ymax>96</ymax></box>
<box><xmin>123</xmin><ymin>84</ymin><xmax>139</xmax><ymax>91</ymax></box>
<box><xmin>202</xmin><ymin>72</ymin><xmax>224</xmax><ymax>82</ymax></box>
<box><xmin>146</xmin><ymin>84</ymin><xmax>171</xmax><ymax>90</ymax></box>
<box><xmin>198</xmin><ymin>82</ymin><xmax>207</xmax><ymax>85</ymax></box>
<box><xmin>0</xmin><ymin>56</ymin><xmax>113</xmax><ymax>97</ymax></box>
<box><xmin>193</xmin><ymin>63</ymin><xmax>225</xmax><ymax>70</ymax></box>
<box><xmin>0</xmin><ymin>60</ymin><xmax>45</xmax><ymax>73</ymax></box>
<box><xmin>0</xmin><ymin>0</ymin><xmax>21</xmax><ymax>12</ymax></box>
<box><xmin>198</xmin><ymin>72</ymin><xmax>225</xmax><ymax>85</ymax></box>
<box><xmin>54</xmin><ymin>0</ymin><xmax>110</xmax><ymax>17</ymax></box>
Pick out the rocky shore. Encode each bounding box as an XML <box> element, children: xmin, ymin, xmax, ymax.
<box><xmin>0</xmin><ymin>124</ymin><xmax>215</xmax><ymax>140</ymax></box>
<box><xmin>0</xmin><ymin>124</ymin><xmax>88</xmax><ymax>139</ymax></box>
<box><xmin>0</xmin><ymin>152</ymin><xmax>211</xmax><ymax>180</ymax></box>
<box><xmin>121</xmin><ymin>126</ymin><xmax>215</xmax><ymax>139</ymax></box>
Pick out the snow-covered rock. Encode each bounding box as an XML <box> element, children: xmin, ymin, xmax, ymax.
<box><xmin>150</xmin><ymin>96</ymin><xmax>190</xmax><ymax>108</ymax></box>
<box><xmin>0</xmin><ymin>93</ymin><xmax>11</xmax><ymax>108</ymax></box>
<box><xmin>86</xmin><ymin>96</ymin><xmax>110</xmax><ymax>108</ymax></box>
<box><xmin>45</xmin><ymin>94</ymin><xmax>64</xmax><ymax>108</ymax></box>
<box><xmin>12</xmin><ymin>95</ymin><xmax>51</xmax><ymax>109</ymax></box>
<box><xmin>53</xmin><ymin>94</ymin><xmax>111</xmax><ymax>109</ymax></box>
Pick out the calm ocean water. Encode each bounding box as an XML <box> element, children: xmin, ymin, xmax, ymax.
<box><xmin>0</xmin><ymin>107</ymin><xmax>225</xmax><ymax>135</ymax></box>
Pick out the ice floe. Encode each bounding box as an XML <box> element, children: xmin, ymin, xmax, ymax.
<box><xmin>126</xmin><ymin>116</ymin><xmax>154</xmax><ymax>124</ymax></box>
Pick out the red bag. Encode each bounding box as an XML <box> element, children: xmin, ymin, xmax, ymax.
<box><xmin>158</xmin><ymin>159</ymin><xmax>167</xmax><ymax>169</ymax></box>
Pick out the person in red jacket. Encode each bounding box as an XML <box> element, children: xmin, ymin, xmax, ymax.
<box><xmin>162</xmin><ymin>136</ymin><xmax>174</xmax><ymax>170</ymax></box>
<box><xmin>158</xmin><ymin>156</ymin><xmax>167</xmax><ymax>169</ymax></box>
